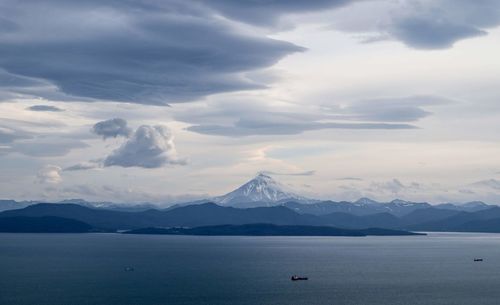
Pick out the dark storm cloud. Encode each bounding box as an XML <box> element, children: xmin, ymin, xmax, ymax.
<box><xmin>27</xmin><ymin>105</ymin><xmax>64</xmax><ymax>112</ymax></box>
<box><xmin>92</xmin><ymin>118</ymin><xmax>132</xmax><ymax>139</ymax></box>
<box><xmin>0</xmin><ymin>0</ymin><xmax>304</xmax><ymax>105</ymax></box>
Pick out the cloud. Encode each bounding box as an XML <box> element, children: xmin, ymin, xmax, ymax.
<box><xmin>104</xmin><ymin>125</ymin><xmax>186</xmax><ymax>168</ymax></box>
<box><xmin>175</xmin><ymin>96</ymin><xmax>438</xmax><ymax>137</ymax></box>
<box><xmin>36</xmin><ymin>165</ymin><xmax>62</xmax><ymax>184</ymax></box>
<box><xmin>0</xmin><ymin>120</ymin><xmax>88</xmax><ymax>157</ymax></box>
<box><xmin>64</xmin><ymin>121</ymin><xmax>185</xmax><ymax>170</ymax></box>
<box><xmin>330</xmin><ymin>0</ymin><xmax>500</xmax><ymax>49</ymax></box>
<box><xmin>187</xmin><ymin>121</ymin><xmax>415</xmax><ymax>137</ymax></box>
<box><xmin>390</xmin><ymin>16</ymin><xmax>486</xmax><ymax>49</ymax></box>
<box><xmin>0</xmin><ymin>1</ymin><xmax>304</xmax><ymax>105</ymax></box>
<box><xmin>0</xmin><ymin>125</ymin><xmax>32</xmax><ymax>143</ymax></box>
<box><xmin>371</xmin><ymin>178</ymin><xmax>406</xmax><ymax>194</ymax></box>
<box><xmin>367</xmin><ymin>178</ymin><xmax>425</xmax><ymax>196</ymax></box>
<box><xmin>26</xmin><ymin>105</ymin><xmax>64</xmax><ymax>112</ymax></box>
<box><xmin>334</xmin><ymin>95</ymin><xmax>452</xmax><ymax>122</ymax></box>
<box><xmin>2</xmin><ymin>137</ymin><xmax>88</xmax><ymax>157</ymax></box>
<box><xmin>176</xmin><ymin>95</ymin><xmax>454</xmax><ymax>137</ymax></box>
<box><xmin>459</xmin><ymin>189</ymin><xmax>476</xmax><ymax>195</ymax></box>
<box><xmin>201</xmin><ymin>0</ymin><xmax>351</xmax><ymax>28</ymax></box>
<box><xmin>0</xmin><ymin>68</ymin><xmax>47</xmax><ymax>90</ymax></box>
<box><xmin>0</xmin><ymin>0</ymin><xmax>495</xmax><ymax>106</ymax></box>
<box><xmin>0</xmin><ymin>68</ymin><xmax>64</xmax><ymax>102</ymax></box>
<box><xmin>470</xmin><ymin>179</ymin><xmax>500</xmax><ymax>191</ymax></box>
<box><xmin>51</xmin><ymin>183</ymin><xmax>208</xmax><ymax>205</ymax></box>
<box><xmin>261</xmin><ymin>170</ymin><xmax>316</xmax><ymax>176</ymax></box>
<box><xmin>337</xmin><ymin>177</ymin><xmax>363</xmax><ymax>181</ymax></box>
<box><xmin>92</xmin><ymin>118</ymin><xmax>132</xmax><ymax>139</ymax></box>
<box><xmin>63</xmin><ymin>161</ymin><xmax>100</xmax><ymax>172</ymax></box>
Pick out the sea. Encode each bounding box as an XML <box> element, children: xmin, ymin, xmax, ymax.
<box><xmin>1</xmin><ymin>232</ymin><xmax>500</xmax><ymax>305</ymax></box>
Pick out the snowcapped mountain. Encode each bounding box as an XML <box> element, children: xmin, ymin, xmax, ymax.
<box><xmin>354</xmin><ymin>197</ymin><xmax>380</xmax><ymax>206</ymax></box>
<box><xmin>435</xmin><ymin>201</ymin><xmax>491</xmax><ymax>212</ymax></box>
<box><xmin>283</xmin><ymin>198</ymin><xmax>432</xmax><ymax>216</ymax></box>
<box><xmin>213</xmin><ymin>173</ymin><xmax>314</xmax><ymax>208</ymax></box>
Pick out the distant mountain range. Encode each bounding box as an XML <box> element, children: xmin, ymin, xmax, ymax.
<box><xmin>2</xmin><ymin>200</ymin><xmax>500</xmax><ymax>233</ymax></box>
<box><xmin>1</xmin><ymin>174</ymin><xmax>499</xmax><ymax>234</ymax></box>
<box><xmin>1</xmin><ymin>174</ymin><xmax>494</xmax><ymax>214</ymax></box>
<box><xmin>210</xmin><ymin>174</ymin><xmax>495</xmax><ymax>213</ymax></box>
<box><xmin>0</xmin><ymin>199</ymin><xmax>158</xmax><ymax>212</ymax></box>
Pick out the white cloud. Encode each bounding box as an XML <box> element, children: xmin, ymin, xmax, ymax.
<box><xmin>470</xmin><ymin>179</ymin><xmax>500</xmax><ymax>191</ymax></box>
<box><xmin>104</xmin><ymin>125</ymin><xmax>186</xmax><ymax>168</ymax></box>
<box><xmin>36</xmin><ymin>165</ymin><xmax>62</xmax><ymax>184</ymax></box>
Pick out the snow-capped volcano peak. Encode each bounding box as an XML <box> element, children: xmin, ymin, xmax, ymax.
<box><xmin>213</xmin><ymin>173</ymin><xmax>310</xmax><ymax>207</ymax></box>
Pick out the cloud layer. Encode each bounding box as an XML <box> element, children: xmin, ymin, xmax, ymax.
<box><xmin>0</xmin><ymin>122</ymin><xmax>87</xmax><ymax>157</ymax></box>
<box><xmin>1</xmin><ymin>1</ymin><xmax>498</xmax><ymax>105</ymax></box>
<box><xmin>0</xmin><ymin>0</ymin><xmax>303</xmax><ymax>104</ymax></box>
<box><xmin>201</xmin><ymin>0</ymin><xmax>350</xmax><ymax>27</ymax></box>
<box><xmin>176</xmin><ymin>95</ymin><xmax>448</xmax><ymax>137</ymax></box>
<box><xmin>0</xmin><ymin>125</ymin><xmax>32</xmax><ymax>144</ymax></box>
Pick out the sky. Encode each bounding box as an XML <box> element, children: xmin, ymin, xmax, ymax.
<box><xmin>0</xmin><ymin>0</ymin><xmax>500</xmax><ymax>205</ymax></box>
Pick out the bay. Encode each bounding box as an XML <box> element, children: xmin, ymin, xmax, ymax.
<box><xmin>1</xmin><ymin>232</ymin><xmax>499</xmax><ymax>305</ymax></box>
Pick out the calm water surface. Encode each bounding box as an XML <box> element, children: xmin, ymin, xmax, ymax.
<box><xmin>1</xmin><ymin>232</ymin><xmax>500</xmax><ymax>305</ymax></box>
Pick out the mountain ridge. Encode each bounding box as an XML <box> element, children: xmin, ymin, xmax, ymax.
<box><xmin>0</xmin><ymin>174</ymin><xmax>496</xmax><ymax>215</ymax></box>
<box><xmin>3</xmin><ymin>201</ymin><xmax>500</xmax><ymax>233</ymax></box>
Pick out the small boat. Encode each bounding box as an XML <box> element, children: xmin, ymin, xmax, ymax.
<box><xmin>124</xmin><ymin>266</ymin><xmax>135</xmax><ymax>271</ymax></box>
<box><xmin>474</xmin><ymin>258</ymin><xmax>483</xmax><ymax>262</ymax></box>
<box><xmin>291</xmin><ymin>275</ymin><xmax>308</xmax><ymax>281</ymax></box>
